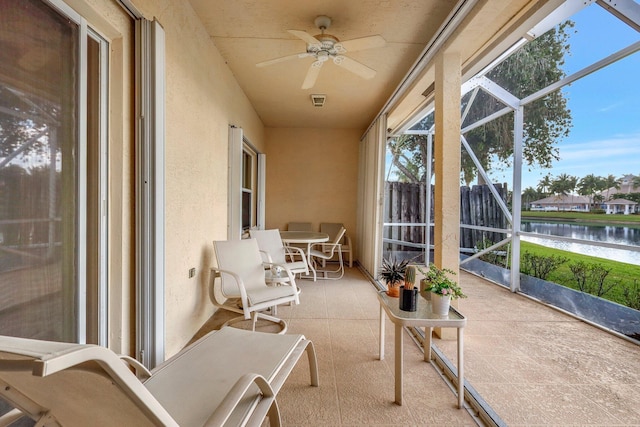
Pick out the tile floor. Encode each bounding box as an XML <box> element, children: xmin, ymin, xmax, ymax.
<box><xmin>195</xmin><ymin>267</ymin><xmax>640</xmax><ymax>426</ymax></box>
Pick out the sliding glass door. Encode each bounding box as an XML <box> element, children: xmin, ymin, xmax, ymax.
<box><xmin>0</xmin><ymin>0</ymin><xmax>107</xmax><ymax>344</ymax></box>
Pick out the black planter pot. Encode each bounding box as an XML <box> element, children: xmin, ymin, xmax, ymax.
<box><xmin>399</xmin><ymin>286</ymin><xmax>418</xmax><ymax>312</ymax></box>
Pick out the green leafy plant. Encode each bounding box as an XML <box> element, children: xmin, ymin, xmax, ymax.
<box><xmin>418</xmin><ymin>264</ymin><xmax>466</xmax><ymax>299</ymax></box>
<box><xmin>569</xmin><ymin>260</ymin><xmax>617</xmax><ymax>297</ymax></box>
<box><xmin>622</xmin><ymin>279</ymin><xmax>640</xmax><ymax>310</ymax></box>
<box><xmin>521</xmin><ymin>251</ymin><xmax>568</xmax><ymax>280</ymax></box>
<box><xmin>378</xmin><ymin>257</ymin><xmax>408</xmax><ymax>287</ymax></box>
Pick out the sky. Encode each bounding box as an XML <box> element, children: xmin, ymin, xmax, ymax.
<box><xmin>489</xmin><ymin>4</ymin><xmax>640</xmax><ymax>191</ymax></box>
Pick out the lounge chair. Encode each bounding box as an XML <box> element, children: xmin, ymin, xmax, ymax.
<box><xmin>0</xmin><ymin>326</ymin><xmax>318</xmax><ymax>426</ymax></box>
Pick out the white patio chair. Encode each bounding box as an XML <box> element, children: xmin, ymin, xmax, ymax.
<box><xmin>249</xmin><ymin>229</ymin><xmax>309</xmax><ymax>278</ymax></box>
<box><xmin>320</xmin><ymin>222</ymin><xmax>354</xmax><ymax>267</ymax></box>
<box><xmin>0</xmin><ymin>327</ymin><xmax>319</xmax><ymax>426</ymax></box>
<box><xmin>211</xmin><ymin>238</ymin><xmax>299</xmax><ymax>333</ymax></box>
<box><xmin>287</xmin><ymin>222</ymin><xmax>313</xmax><ymax>231</ymax></box>
<box><xmin>307</xmin><ymin>227</ymin><xmax>346</xmax><ymax>279</ymax></box>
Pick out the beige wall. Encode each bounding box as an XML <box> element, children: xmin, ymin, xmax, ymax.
<box><xmin>264</xmin><ymin>127</ymin><xmax>361</xmax><ymax>256</ymax></box>
<box><xmin>130</xmin><ymin>0</ymin><xmax>266</xmax><ymax>357</ymax></box>
<box><xmin>71</xmin><ymin>0</ymin><xmax>267</xmax><ymax>358</ymax></box>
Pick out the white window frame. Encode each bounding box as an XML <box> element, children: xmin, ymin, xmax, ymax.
<box><xmin>45</xmin><ymin>0</ymin><xmax>111</xmax><ymax>345</ymax></box>
<box><xmin>228</xmin><ymin>126</ymin><xmax>265</xmax><ymax>238</ymax></box>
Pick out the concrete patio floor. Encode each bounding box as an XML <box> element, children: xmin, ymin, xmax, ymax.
<box><xmin>195</xmin><ymin>266</ymin><xmax>640</xmax><ymax>426</ymax></box>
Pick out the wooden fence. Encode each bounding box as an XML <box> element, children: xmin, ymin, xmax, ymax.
<box><xmin>384</xmin><ymin>181</ymin><xmax>508</xmax><ymax>252</ymax></box>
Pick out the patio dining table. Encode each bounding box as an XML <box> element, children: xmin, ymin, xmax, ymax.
<box><xmin>279</xmin><ymin>231</ymin><xmax>329</xmax><ymax>281</ymax></box>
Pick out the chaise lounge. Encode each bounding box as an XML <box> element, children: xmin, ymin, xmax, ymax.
<box><xmin>0</xmin><ymin>326</ymin><xmax>318</xmax><ymax>426</ymax></box>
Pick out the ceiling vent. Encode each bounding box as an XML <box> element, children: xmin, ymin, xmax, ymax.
<box><xmin>311</xmin><ymin>94</ymin><xmax>326</xmax><ymax>107</ymax></box>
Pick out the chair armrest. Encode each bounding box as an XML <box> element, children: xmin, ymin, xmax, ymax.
<box><xmin>284</xmin><ymin>245</ymin><xmax>308</xmax><ymax>263</ymax></box>
<box><xmin>258</xmin><ymin>249</ymin><xmax>273</xmax><ymax>264</ymax></box>
<box><xmin>265</xmin><ymin>262</ymin><xmax>297</xmax><ymax>285</ymax></box>
<box><xmin>0</xmin><ymin>408</ymin><xmax>26</xmax><ymax>427</ymax></box>
<box><xmin>210</xmin><ymin>267</ymin><xmax>250</xmax><ymax>306</ymax></box>
<box><xmin>310</xmin><ymin>242</ymin><xmax>342</xmax><ymax>252</ymax></box>
<box><xmin>119</xmin><ymin>355</ymin><xmax>152</xmax><ymax>380</ymax></box>
<box><xmin>204</xmin><ymin>372</ymin><xmax>277</xmax><ymax>426</ymax></box>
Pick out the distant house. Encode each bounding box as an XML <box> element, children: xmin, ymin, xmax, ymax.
<box><xmin>599</xmin><ymin>174</ymin><xmax>640</xmax><ymax>200</ymax></box>
<box><xmin>604</xmin><ymin>198</ymin><xmax>638</xmax><ymax>215</ymax></box>
<box><xmin>530</xmin><ymin>194</ymin><xmax>591</xmax><ymax>212</ymax></box>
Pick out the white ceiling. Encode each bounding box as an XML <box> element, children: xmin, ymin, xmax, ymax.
<box><xmin>188</xmin><ymin>0</ymin><xmax>460</xmax><ymax>129</ymax></box>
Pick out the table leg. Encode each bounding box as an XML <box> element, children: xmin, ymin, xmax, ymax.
<box><xmin>379</xmin><ymin>305</ymin><xmax>385</xmax><ymax>360</ymax></box>
<box><xmin>424</xmin><ymin>326</ymin><xmax>432</xmax><ymax>362</ymax></box>
<box><xmin>457</xmin><ymin>327</ymin><xmax>464</xmax><ymax>409</ymax></box>
<box><xmin>395</xmin><ymin>323</ymin><xmax>403</xmax><ymax>405</ymax></box>
<box><xmin>306</xmin><ymin>243</ymin><xmax>317</xmax><ymax>281</ymax></box>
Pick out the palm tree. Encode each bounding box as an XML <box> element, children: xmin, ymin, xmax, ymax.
<box><xmin>549</xmin><ymin>174</ymin><xmax>577</xmax><ymax>211</ymax></box>
<box><xmin>602</xmin><ymin>174</ymin><xmax>621</xmax><ymax>201</ymax></box>
<box><xmin>551</xmin><ymin>173</ymin><xmax>577</xmax><ymax>196</ymax></box>
<box><xmin>577</xmin><ymin>174</ymin><xmax>604</xmax><ymax>208</ymax></box>
<box><xmin>632</xmin><ymin>174</ymin><xmax>640</xmax><ymax>191</ymax></box>
<box><xmin>521</xmin><ymin>187</ymin><xmax>540</xmax><ymax>210</ymax></box>
<box><xmin>536</xmin><ymin>174</ymin><xmax>553</xmax><ymax>196</ymax></box>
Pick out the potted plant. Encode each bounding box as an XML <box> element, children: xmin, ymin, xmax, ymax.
<box><xmin>419</xmin><ymin>264</ymin><xmax>467</xmax><ymax>314</ymax></box>
<box><xmin>379</xmin><ymin>257</ymin><xmax>408</xmax><ymax>298</ymax></box>
<box><xmin>399</xmin><ymin>265</ymin><xmax>418</xmax><ymax>311</ymax></box>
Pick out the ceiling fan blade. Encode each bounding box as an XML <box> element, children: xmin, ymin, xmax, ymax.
<box><xmin>301</xmin><ymin>61</ymin><xmax>323</xmax><ymax>89</ymax></box>
<box><xmin>333</xmin><ymin>55</ymin><xmax>376</xmax><ymax>79</ymax></box>
<box><xmin>335</xmin><ymin>35</ymin><xmax>386</xmax><ymax>53</ymax></box>
<box><xmin>256</xmin><ymin>52</ymin><xmax>310</xmax><ymax>68</ymax></box>
<box><xmin>287</xmin><ymin>29</ymin><xmax>321</xmax><ymax>47</ymax></box>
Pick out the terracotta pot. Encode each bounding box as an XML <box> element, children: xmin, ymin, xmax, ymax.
<box><xmin>387</xmin><ymin>282</ymin><xmax>400</xmax><ymax>297</ymax></box>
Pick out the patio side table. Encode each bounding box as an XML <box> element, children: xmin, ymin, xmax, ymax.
<box><xmin>377</xmin><ymin>290</ymin><xmax>467</xmax><ymax>407</ymax></box>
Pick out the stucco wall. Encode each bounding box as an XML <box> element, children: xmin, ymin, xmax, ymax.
<box><xmin>72</xmin><ymin>0</ymin><xmax>266</xmax><ymax>358</ymax></box>
<box><xmin>264</xmin><ymin>127</ymin><xmax>360</xmax><ymax>258</ymax></box>
<box><xmin>130</xmin><ymin>0</ymin><xmax>266</xmax><ymax>358</ymax></box>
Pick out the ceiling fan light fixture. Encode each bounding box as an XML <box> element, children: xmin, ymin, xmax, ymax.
<box><xmin>311</xmin><ymin>94</ymin><xmax>326</xmax><ymax>107</ymax></box>
<box><xmin>314</xmin><ymin>15</ymin><xmax>332</xmax><ymax>31</ymax></box>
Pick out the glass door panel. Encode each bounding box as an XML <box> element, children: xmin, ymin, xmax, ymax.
<box><xmin>0</xmin><ymin>0</ymin><xmax>78</xmax><ymax>342</ymax></box>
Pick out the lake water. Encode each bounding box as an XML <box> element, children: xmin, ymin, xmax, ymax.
<box><xmin>520</xmin><ymin>220</ymin><xmax>640</xmax><ymax>265</ymax></box>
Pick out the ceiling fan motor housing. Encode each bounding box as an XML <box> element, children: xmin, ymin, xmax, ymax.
<box><xmin>308</xmin><ymin>34</ymin><xmax>345</xmax><ymax>57</ymax></box>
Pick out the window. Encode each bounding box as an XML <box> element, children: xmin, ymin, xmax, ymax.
<box><xmin>242</xmin><ymin>148</ymin><xmax>256</xmax><ymax>231</ymax></box>
<box><xmin>228</xmin><ymin>126</ymin><xmax>264</xmax><ymax>238</ymax></box>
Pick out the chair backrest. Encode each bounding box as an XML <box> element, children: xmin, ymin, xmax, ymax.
<box><xmin>287</xmin><ymin>222</ymin><xmax>313</xmax><ymax>231</ymax></box>
<box><xmin>322</xmin><ymin>227</ymin><xmax>346</xmax><ymax>257</ymax></box>
<box><xmin>330</xmin><ymin>227</ymin><xmax>346</xmax><ymax>246</ymax></box>
<box><xmin>249</xmin><ymin>229</ymin><xmax>287</xmax><ymax>264</ymax></box>
<box><xmin>320</xmin><ymin>223</ymin><xmax>347</xmax><ymax>244</ymax></box>
<box><xmin>0</xmin><ymin>336</ymin><xmax>175</xmax><ymax>426</ymax></box>
<box><xmin>213</xmin><ymin>239</ymin><xmax>267</xmax><ymax>297</ymax></box>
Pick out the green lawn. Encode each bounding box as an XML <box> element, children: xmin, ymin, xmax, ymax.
<box><xmin>519</xmin><ymin>241</ymin><xmax>640</xmax><ymax>306</ymax></box>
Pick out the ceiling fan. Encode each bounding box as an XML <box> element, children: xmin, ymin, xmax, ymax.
<box><xmin>256</xmin><ymin>15</ymin><xmax>386</xmax><ymax>90</ymax></box>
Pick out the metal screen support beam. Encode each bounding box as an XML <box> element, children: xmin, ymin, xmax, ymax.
<box><xmin>135</xmin><ymin>18</ymin><xmax>166</xmax><ymax>369</ymax></box>
<box><xmin>510</xmin><ymin>106</ymin><xmax>524</xmax><ymax>292</ymax></box>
